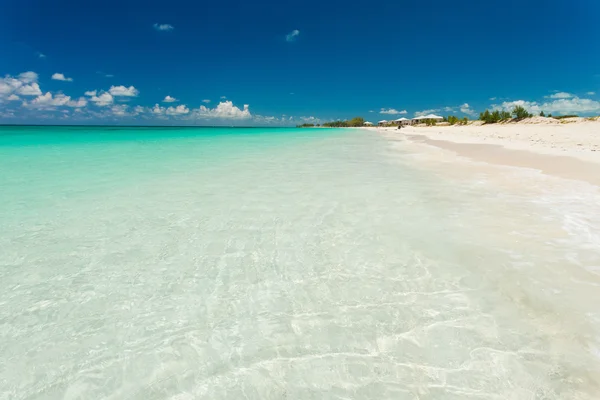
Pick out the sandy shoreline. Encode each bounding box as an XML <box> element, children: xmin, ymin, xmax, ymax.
<box><xmin>366</xmin><ymin>122</ymin><xmax>600</xmax><ymax>186</ymax></box>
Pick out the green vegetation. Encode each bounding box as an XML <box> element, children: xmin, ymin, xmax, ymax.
<box><xmin>319</xmin><ymin>116</ymin><xmax>366</xmax><ymax>127</ymax></box>
<box><xmin>553</xmin><ymin>115</ymin><xmax>579</xmax><ymax>120</ymax></box>
<box><xmin>512</xmin><ymin>105</ymin><xmax>533</xmax><ymax>121</ymax></box>
<box><xmin>446</xmin><ymin>115</ymin><xmax>470</xmax><ymax>125</ymax></box>
<box><xmin>479</xmin><ymin>106</ymin><xmax>533</xmax><ymax>124</ymax></box>
<box><xmin>539</xmin><ymin>111</ymin><xmax>545</xmax><ymax>117</ymax></box>
<box><xmin>296</xmin><ymin>123</ymin><xmax>315</xmax><ymax>127</ymax></box>
<box><xmin>479</xmin><ymin>110</ymin><xmax>511</xmax><ymax>124</ymax></box>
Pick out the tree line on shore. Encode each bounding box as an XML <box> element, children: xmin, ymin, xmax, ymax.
<box><xmin>297</xmin><ymin>117</ymin><xmax>365</xmax><ymax>128</ymax></box>
<box><xmin>478</xmin><ymin>106</ymin><xmax>578</xmax><ymax>124</ymax></box>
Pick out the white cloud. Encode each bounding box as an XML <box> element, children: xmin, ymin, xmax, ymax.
<box><xmin>111</xmin><ymin>104</ymin><xmax>129</xmax><ymax>116</ymax></box>
<box><xmin>587</xmin><ymin>91</ymin><xmax>596</xmax><ymax>96</ymax></box>
<box><xmin>202</xmin><ymin>99</ymin><xmax>211</xmax><ymax>103</ymax></box>
<box><xmin>150</xmin><ymin>104</ymin><xmax>190</xmax><ymax>116</ymax></box>
<box><xmin>37</xmin><ymin>52</ymin><xmax>46</xmax><ymax>59</ymax></box>
<box><xmin>220</xmin><ymin>95</ymin><xmax>227</xmax><ymax>99</ymax></box>
<box><xmin>109</xmin><ymin>85</ymin><xmax>139</xmax><ymax>97</ymax></box>
<box><xmin>67</xmin><ymin>97</ymin><xmax>88</xmax><ymax>108</ymax></box>
<box><xmin>492</xmin><ymin>97</ymin><xmax>600</xmax><ymax>115</ymax></box>
<box><xmin>459</xmin><ymin>103</ymin><xmax>476</xmax><ymax>116</ymax></box>
<box><xmin>489</xmin><ymin>97</ymin><xmax>497</xmax><ymax>101</ymax></box>
<box><xmin>17</xmin><ymin>83</ymin><xmax>42</xmax><ymax>96</ymax></box>
<box><xmin>379</xmin><ymin>108</ymin><xmax>407</xmax><ymax>115</ymax></box>
<box><xmin>28</xmin><ymin>92</ymin><xmax>71</xmax><ymax>108</ymax></box>
<box><xmin>414</xmin><ymin>108</ymin><xmax>439</xmax><ymax>117</ymax></box>
<box><xmin>7</xmin><ymin>94</ymin><xmax>20</xmax><ymax>101</ymax></box>
<box><xmin>90</xmin><ymin>92</ymin><xmax>114</xmax><ymax>106</ymax></box>
<box><xmin>166</xmin><ymin>105</ymin><xmax>189</xmax><ymax>115</ymax></box>
<box><xmin>51</xmin><ymin>73</ymin><xmax>73</xmax><ymax>82</ymax></box>
<box><xmin>18</xmin><ymin>71</ymin><xmax>38</xmax><ymax>83</ymax></box>
<box><xmin>286</xmin><ymin>29</ymin><xmax>300</xmax><ymax>42</ymax></box>
<box><xmin>163</xmin><ymin>95</ymin><xmax>177</xmax><ymax>103</ymax></box>
<box><xmin>154</xmin><ymin>23</ymin><xmax>174</xmax><ymax>31</ymax></box>
<box><xmin>191</xmin><ymin>101</ymin><xmax>251</xmax><ymax>119</ymax></box>
<box><xmin>133</xmin><ymin>105</ymin><xmax>148</xmax><ymax>115</ymax></box>
<box><xmin>546</xmin><ymin>92</ymin><xmax>573</xmax><ymax>99</ymax></box>
<box><xmin>84</xmin><ymin>90</ymin><xmax>97</xmax><ymax>96</ymax></box>
<box><xmin>152</xmin><ymin>104</ymin><xmax>164</xmax><ymax>115</ymax></box>
<box><xmin>1</xmin><ymin>72</ymin><xmax>42</xmax><ymax>101</ymax></box>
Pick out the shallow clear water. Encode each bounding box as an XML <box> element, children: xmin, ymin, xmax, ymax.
<box><xmin>1</xmin><ymin>126</ymin><xmax>600</xmax><ymax>399</ymax></box>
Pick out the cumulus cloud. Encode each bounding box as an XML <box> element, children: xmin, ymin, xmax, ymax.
<box><xmin>154</xmin><ymin>23</ymin><xmax>174</xmax><ymax>31</ymax></box>
<box><xmin>166</xmin><ymin>105</ymin><xmax>189</xmax><ymax>115</ymax></box>
<box><xmin>459</xmin><ymin>103</ymin><xmax>477</xmax><ymax>116</ymax></box>
<box><xmin>1</xmin><ymin>72</ymin><xmax>42</xmax><ymax>101</ymax></box>
<box><xmin>379</xmin><ymin>108</ymin><xmax>407</xmax><ymax>115</ymax></box>
<box><xmin>84</xmin><ymin>90</ymin><xmax>97</xmax><ymax>96</ymax></box>
<box><xmin>492</xmin><ymin>97</ymin><xmax>600</xmax><ymax>115</ymax></box>
<box><xmin>68</xmin><ymin>97</ymin><xmax>88</xmax><ymax>108</ymax></box>
<box><xmin>191</xmin><ymin>101</ymin><xmax>251</xmax><ymax>119</ymax></box>
<box><xmin>152</xmin><ymin>104</ymin><xmax>165</xmax><ymax>115</ymax></box>
<box><xmin>90</xmin><ymin>92</ymin><xmax>114</xmax><ymax>106</ymax></box>
<box><xmin>286</xmin><ymin>29</ymin><xmax>300</xmax><ymax>42</ymax></box>
<box><xmin>202</xmin><ymin>99</ymin><xmax>211</xmax><ymax>103</ymax></box>
<box><xmin>414</xmin><ymin>108</ymin><xmax>440</xmax><ymax>117</ymax></box>
<box><xmin>546</xmin><ymin>92</ymin><xmax>573</xmax><ymax>99</ymax></box>
<box><xmin>163</xmin><ymin>95</ymin><xmax>177</xmax><ymax>103</ymax></box>
<box><xmin>28</xmin><ymin>92</ymin><xmax>72</xmax><ymax>108</ymax></box>
<box><xmin>18</xmin><ymin>71</ymin><xmax>38</xmax><ymax>83</ymax></box>
<box><xmin>7</xmin><ymin>94</ymin><xmax>20</xmax><ymax>101</ymax></box>
<box><xmin>52</xmin><ymin>73</ymin><xmax>73</xmax><ymax>82</ymax></box>
<box><xmin>587</xmin><ymin>91</ymin><xmax>596</xmax><ymax>96</ymax></box>
<box><xmin>17</xmin><ymin>83</ymin><xmax>42</xmax><ymax>96</ymax></box>
<box><xmin>109</xmin><ymin>85</ymin><xmax>139</xmax><ymax>97</ymax></box>
<box><xmin>111</xmin><ymin>104</ymin><xmax>129</xmax><ymax>116</ymax></box>
<box><xmin>151</xmin><ymin>104</ymin><xmax>190</xmax><ymax>116</ymax></box>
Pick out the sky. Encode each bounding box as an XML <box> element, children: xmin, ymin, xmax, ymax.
<box><xmin>1</xmin><ymin>0</ymin><xmax>600</xmax><ymax>126</ymax></box>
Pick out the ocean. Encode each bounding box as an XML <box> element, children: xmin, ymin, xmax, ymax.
<box><xmin>1</xmin><ymin>126</ymin><xmax>600</xmax><ymax>399</ymax></box>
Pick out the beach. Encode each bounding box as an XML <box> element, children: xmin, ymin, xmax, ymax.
<box><xmin>369</xmin><ymin>119</ymin><xmax>600</xmax><ymax>185</ymax></box>
<box><xmin>2</xmin><ymin>126</ymin><xmax>600</xmax><ymax>399</ymax></box>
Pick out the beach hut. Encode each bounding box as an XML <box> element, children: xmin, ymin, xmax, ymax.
<box><xmin>411</xmin><ymin>114</ymin><xmax>444</xmax><ymax>124</ymax></box>
<box><xmin>393</xmin><ymin>117</ymin><xmax>411</xmax><ymax>126</ymax></box>
<box><xmin>364</xmin><ymin>121</ymin><xmax>374</xmax><ymax>126</ymax></box>
<box><xmin>378</xmin><ymin>120</ymin><xmax>388</xmax><ymax>126</ymax></box>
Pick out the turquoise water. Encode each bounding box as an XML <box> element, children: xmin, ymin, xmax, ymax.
<box><xmin>1</xmin><ymin>126</ymin><xmax>600</xmax><ymax>399</ymax></box>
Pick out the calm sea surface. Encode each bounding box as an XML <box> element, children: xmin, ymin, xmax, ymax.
<box><xmin>1</xmin><ymin>126</ymin><xmax>600</xmax><ymax>399</ymax></box>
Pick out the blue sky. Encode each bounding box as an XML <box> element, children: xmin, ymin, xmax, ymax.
<box><xmin>1</xmin><ymin>0</ymin><xmax>600</xmax><ymax>125</ymax></box>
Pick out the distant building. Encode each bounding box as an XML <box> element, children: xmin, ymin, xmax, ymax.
<box><xmin>411</xmin><ymin>114</ymin><xmax>444</xmax><ymax>124</ymax></box>
<box><xmin>393</xmin><ymin>117</ymin><xmax>411</xmax><ymax>125</ymax></box>
<box><xmin>364</xmin><ymin>121</ymin><xmax>374</xmax><ymax>126</ymax></box>
<box><xmin>378</xmin><ymin>120</ymin><xmax>388</xmax><ymax>126</ymax></box>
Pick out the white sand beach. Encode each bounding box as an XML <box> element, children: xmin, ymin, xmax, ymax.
<box><xmin>368</xmin><ymin>119</ymin><xmax>600</xmax><ymax>186</ymax></box>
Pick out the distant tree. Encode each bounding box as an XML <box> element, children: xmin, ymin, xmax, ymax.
<box><xmin>491</xmin><ymin>110</ymin><xmax>501</xmax><ymax>123</ymax></box>
<box><xmin>479</xmin><ymin>110</ymin><xmax>491</xmax><ymax>123</ymax></box>
<box><xmin>500</xmin><ymin>111</ymin><xmax>512</xmax><ymax>121</ymax></box>
<box><xmin>513</xmin><ymin>105</ymin><xmax>531</xmax><ymax>121</ymax></box>
<box><xmin>480</xmin><ymin>109</ymin><xmax>503</xmax><ymax>124</ymax></box>
<box><xmin>448</xmin><ymin>115</ymin><xmax>459</xmax><ymax>125</ymax></box>
<box><xmin>347</xmin><ymin>117</ymin><xmax>365</xmax><ymax>127</ymax></box>
<box><xmin>548</xmin><ymin>114</ymin><xmax>553</xmax><ymax>118</ymax></box>
<box><xmin>461</xmin><ymin>117</ymin><xmax>469</xmax><ymax>125</ymax></box>
<box><xmin>540</xmin><ymin>111</ymin><xmax>545</xmax><ymax>117</ymax></box>
<box><xmin>316</xmin><ymin>123</ymin><xmax>320</xmax><ymax>127</ymax></box>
